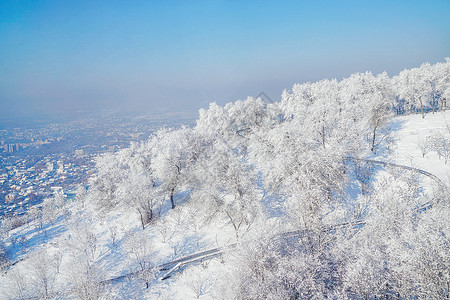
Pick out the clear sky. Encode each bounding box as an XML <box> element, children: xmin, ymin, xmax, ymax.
<box><xmin>1</xmin><ymin>0</ymin><xmax>449</xmax><ymax>120</ymax></box>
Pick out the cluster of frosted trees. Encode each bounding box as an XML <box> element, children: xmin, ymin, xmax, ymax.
<box><xmin>1</xmin><ymin>59</ymin><xmax>448</xmax><ymax>299</ymax></box>
<box><xmin>418</xmin><ymin>130</ymin><xmax>450</xmax><ymax>164</ymax></box>
<box><xmin>89</xmin><ymin>117</ymin><xmax>263</xmax><ymax>239</ymax></box>
<box><xmin>84</xmin><ymin>59</ymin><xmax>449</xmax><ymax>298</ymax></box>
<box><xmin>394</xmin><ymin>59</ymin><xmax>449</xmax><ymax>116</ymax></box>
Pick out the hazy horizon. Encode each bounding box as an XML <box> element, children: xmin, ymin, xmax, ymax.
<box><xmin>1</xmin><ymin>0</ymin><xmax>449</xmax><ymax>122</ymax></box>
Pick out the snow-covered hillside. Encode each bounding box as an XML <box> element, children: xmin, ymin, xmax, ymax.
<box><xmin>1</xmin><ymin>59</ymin><xmax>449</xmax><ymax>299</ymax></box>
<box><xmin>390</xmin><ymin>111</ymin><xmax>450</xmax><ymax>186</ymax></box>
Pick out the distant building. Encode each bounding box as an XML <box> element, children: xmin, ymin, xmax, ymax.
<box><xmin>51</xmin><ymin>186</ymin><xmax>63</xmax><ymax>194</ymax></box>
<box><xmin>5</xmin><ymin>193</ymin><xmax>17</xmax><ymax>203</ymax></box>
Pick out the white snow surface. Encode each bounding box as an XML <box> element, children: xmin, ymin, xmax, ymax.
<box><xmin>389</xmin><ymin>110</ymin><xmax>450</xmax><ymax>186</ymax></box>
<box><xmin>1</xmin><ymin>111</ymin><xmax>449</xmax><ymax>299</ymax></box>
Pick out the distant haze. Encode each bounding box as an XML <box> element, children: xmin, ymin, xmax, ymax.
<box><xmin>1</xmin><ymin>0</ymin><xmax>449</xmax><ymax>122</ymax></box>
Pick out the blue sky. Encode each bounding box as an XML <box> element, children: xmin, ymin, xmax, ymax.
<box><xmin>1</xmin><ymin>0</ymin><xmax>449</xmax><ymax>120</ymax></box>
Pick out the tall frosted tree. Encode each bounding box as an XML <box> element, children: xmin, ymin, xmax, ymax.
<box><xmin>151</xmin><ymin>127</ymin><xmax>210</xmax><ymax>209</ymax></box>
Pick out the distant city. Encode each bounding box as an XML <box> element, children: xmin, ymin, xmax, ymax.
<box><xmin>0</xmin><ymin>112</ymin><xmax>196</xmax><ymax>217</ymax></box>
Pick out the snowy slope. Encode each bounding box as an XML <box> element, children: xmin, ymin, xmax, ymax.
<box><xmin>390</xmin><ymin>110</ymin><xmax>450</xmax><ymax>186</ymax></box>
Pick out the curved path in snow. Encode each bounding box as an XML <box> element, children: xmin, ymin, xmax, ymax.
<box><xmin>348</xmin><ymin>157</ymin><xmax>448</xmax><ymax>187</ymax></box>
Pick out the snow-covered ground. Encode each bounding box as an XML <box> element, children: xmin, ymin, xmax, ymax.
<box><xmin>389</xmin><ymin>110</ymin><xmax>450</xmax><ymax>186</ymax></box>
<box><xmin>1</xmin><ymin>110</ymin><xmax>449</xmax><ymax>299</ymax></box>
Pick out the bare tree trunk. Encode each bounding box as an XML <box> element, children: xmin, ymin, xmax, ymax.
<box><xmin>138</xmin><ymin>208</ymin><xmax>153</xmax><ymax>229</ymax></box>
<box><xmin>225</xmin><ymin>211</ymin><xmax>240</xmax><ymax>239</ymax></box>
<box><xmin>170</xmin><ymin>165</ymin><xmax>181</xmax><ymax>210</ymax></box>
<box><xmin>138</xmin><ymin>210</ymin><xmax>146</xmax><ymax>230</ymax></box>
<box><xmin>371</xmin><ymin>121</ymin><xmax>378</xmax><ymax>152</ymax></box>
<box><xmin>170</xmin><ymin>187</ymin><xmax>175</xmax><ymax>209</ymax></box>
<box><xmin>446</xmin><ymin>280</ymin><xmax>449</xmax><ymax>299</ymax></box>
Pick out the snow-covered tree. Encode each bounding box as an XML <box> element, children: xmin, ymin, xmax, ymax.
<box><xmin>124</xmin><ymin>232</ymin><xmax>154</xmax><ymax>289</ymax></box>
<box><xmin>66</xmin><ymin>256</ymin><xmax>105</xmax><ymax>300</ymax></box>
<box><xmin>434</xmin><ymin>58</ymin><xmax>450</xmax><ymax>111</ymax></box>
<box><xmin>88</xmin><ymin>141</ymin><xmax>158</xmax><ymax>227</ymax></box>
<box><xmin>29</xmin><ymin>249</ymin><xmax>56</xmax><ymax>299</ymax></box>
<box><xmin>191</xmin><ymin>139</ymin><xmax>261</xmax><ymax>239</ymax></box>
<box><xmin>394</xmin><ymin>65</ymin><xmax>438</xmax><ymax>118</ymax></box>
<box><xmin>4</xmin><ymin>268</ymin><xmax>28</xmax><ymax>300</ymax></box>
<box><xmin>429</xmin><ymin>130</ymin><xmax>450</xmax><ymax>164</ymax></box>
<box><xmin>152</xmin><ymin>127</ymin><xmax>209</xmax><ymax>209</ymax></box>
